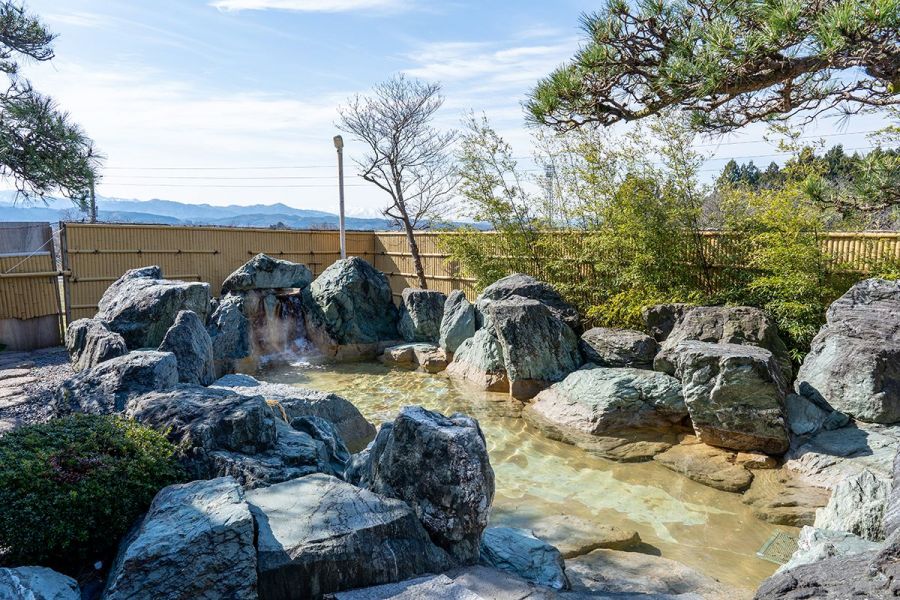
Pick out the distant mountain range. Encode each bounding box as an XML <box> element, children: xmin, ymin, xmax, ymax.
<box><xmin>0</xmin><ymin>192</ymin><xmax>466</xmax><ymax>230</ymax></box>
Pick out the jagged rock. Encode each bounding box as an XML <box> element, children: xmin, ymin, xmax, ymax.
<box><xmin>125</xmin><ymin>385</ymin><xmax>348</xmax><ymax>486</ymax></box>
<box><xmin>247</xmin><ymin>474</ymin><xmax>452</xmax><ymax>600</ymax></box>
<box><xmin>654</xmin><ymin>438</ymin><xmax>754</xmax><ymax>493</ymax></box>
<box><xmin>784</xmin><ymin>421</ymin><xmax>900</xmax><ymax>489</ymax></box>
<box><xmin>475</xmin><ymin>273</ymin><xmax>580</xmax><ymax>332</ymax></box>
<box><xmin>741</xmin><ymin>471</ymin><xmax>831</xmax><ymax>526</ymax></box>
<box><xmin>566</xmin><ymin>549</ymin><xmax>739</xmax><ymax>599</ymax></box>
<box><xmin>363</xmin><ymin>406</ymin><xmax>495</xmax><ymax>564</ymax></box>
<box><xmin>64</xmin><ymin>318</ymin><xmax>127</xmax><ymax>372</ymax></box>
<box><xmin>655</xmin><ymin>305</ymin><xmax>792</xmax><ymax>381</ymax></box>
<box><xmin>446</xmin><ymin>329</ymin><xmax>509</xmax><ymax>392</ymax></box>
<box><xmin>290</xmin><ymin>415</ymin><xmax>352</xmax><ymax>476</ymax></box>
<box><xmin>530</xmin><ymin>366</ymin><xmax>686</xmax><ymax>436</ymax></box>
<box><xmin>158</xmin><ymin>310</ymin><xmax>215</xmax><ymax>386</ymax></box>
<box><xmin>485</xmin><ymin>296</ymin><xmax>582</xmax><ymax>400</ymax></box>
<box><xmin>884</xmin><ymin>451</ymin><xmax>900</xmax><ymax>538</ymax></box>
<box><xmin>302</xmin><ymin>257</ymin><xmax>399</xmax><ymax>359</ymax></box>
<box><xmin>785</xmin><ymin>393</ymin><xmax>850</xmax><ymax>436</ymax></box>
<box><xmin>380</xmin><ymin>343</ymin><xmax>448</xmax><ymax>374</ymax></box>
<box><xmin>814</xmin><ymin>469</ymin><xmax>890</xmax><ymax>541</ymax></box>
<box><xmin>104</xmin><ymin>478</ymin><xmax>257</xmax><ymax>600</ymax></box>
<box><xmin>642</xmin><ymin>303</ymin><xmax>692</xmax><ymax>342</ymax></box>
<box><xmin>0</xmin><ymin>567</ymin><xmax>79</xmax><ymax>600</ymax></box>
<box><xmin>96</xmin><ymin>266</ymin><xmax>211</xmax><ymax>349</ymax></box>
<box><xmin>528</xmin><ymin>514</ymin><xmax>641</xmax><ymax>558</ymax></box>
<box><xmin>478</xmin><ymin>527</ymin><xmax>569</xmax><ymax>590</ymax></box>
<box><xmin>778</xmin><ymin>526</ymin><xmax>881</xmax><ymax>574</ymax></box>
<box><xmin>221</xmin><ymin>253</ymin><xmax>313</xmax><ymax>294</ymax></box>
<box><xmin>55</xmin><ymin>351</ymin><xmax>178</xmax><ymax>415</ymax></box>
<box><xmin>398</xmin><ymin>288</ymin><xmax>447</xmax><ymax>343</ymax></box>
<box><xmin>440</xmin><ymin>290</ymin><xmax>476</xmax><ymax>354</ymax></box>
<box><xmin>206</xmin><ymin>294</ymin><xmax>251</xmax><ymax>377</ymax></box>
<box><xmin>579</xmin><ymin>327</ymin><xmax>658</xmax><ymax>368</ymax></box>
<box><xmin>795</xmin><ymin>278</ymin><xmax>900</xmax><ymax>424</ymax></box>
<box><xmin>212</xmin><ymin>374</ymin><xmax>375</xmax><ymax>452</ymax></box>
<box><xmin>671</xmin><ymin>341</ymin><xmax>789</xmax><ymax>454</ymax></box>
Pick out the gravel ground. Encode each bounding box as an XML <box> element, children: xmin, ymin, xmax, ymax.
<box><xmin>0</xmin><ymin>347</ymin><xmax>72</xmax><ymax>433</ymax></box>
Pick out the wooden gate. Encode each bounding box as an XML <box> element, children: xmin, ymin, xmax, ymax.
<box><xmin>0</xmin><ymin>222</ymin><xmax>63</xmax><ymax>350</ymax></box>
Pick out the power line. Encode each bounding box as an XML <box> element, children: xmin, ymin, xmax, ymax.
<box><xmin>105</xmin><ymin>183</ymin><xmax>368</xmax><ymax>189</ymax></box>
<box><xmin>104</xmin><ymin>164</ymin><xmax>334</xmax><ymax>171</ymax></box>
<box><xmin>103</xmin><ymin>175</ymin><xmax>339</xmax><ymax>181</ymax></box>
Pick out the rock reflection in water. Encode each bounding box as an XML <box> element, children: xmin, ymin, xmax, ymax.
<box><xmin>261</xmin><ymin>361</ymin><xmax>795</xmax><ymax>592</ymax></box>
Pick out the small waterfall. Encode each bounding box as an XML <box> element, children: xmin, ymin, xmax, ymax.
<box><xmin>242</xmin><ymin>289</ymin><xmax>321</xmax><ymax>367</ymax></box>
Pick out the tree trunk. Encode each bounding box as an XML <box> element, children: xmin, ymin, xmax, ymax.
<box><xmin>402</xmin><ymin>217</ymin><xmax>427</xmax><ymax>289</ymax></box>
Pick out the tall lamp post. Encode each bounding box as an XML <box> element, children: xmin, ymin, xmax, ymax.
<box><xmin>333</xmin><ymin>135</ymin><xmax>346</xmax><ymax>260</ymax></box>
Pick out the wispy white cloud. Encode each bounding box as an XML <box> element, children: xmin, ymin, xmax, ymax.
<box><xmin>210</xmin><ymin>0</ymin><xmax>411</xmax><ymax>13</ymax></box>
<box><xmin>44</xmin><ymin>11</ymin><xmax>112</xmax><ymax>29</ymax></box>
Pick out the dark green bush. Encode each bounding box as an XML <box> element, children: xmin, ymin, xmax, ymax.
<box><xmin>0</xmin><ymin>415</ymin><xmax>185</xmax><ymax>570</ymax></box>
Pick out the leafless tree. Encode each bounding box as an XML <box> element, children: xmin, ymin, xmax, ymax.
<box><xmin>338</xmin><ymin>74</ymin><xmax>458</xmax><ymax>289</ymax></box>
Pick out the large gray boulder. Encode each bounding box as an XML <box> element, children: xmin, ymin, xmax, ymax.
<box><xmin>64</xmin><ymin>318</ymin><xmax>127</xmax><ymax>372</ymax></box>
<box><xmin>795</xmin><ymin>278</ymin><xmax>900</xmax><ymax>424</ymax></box>
<box><xmin>0</xmin><ymin>567</ymin><xmax>79</xmax><ymax>600</ymax></box>
<box><xmin>125</xmin><ymin>385</ymin><xmax>349</xmax><ymax>486</ymax></box>
<box><xmin>55</xmin><ymin>350</ymin><xmax>178</xmax><ymax>415</ymax></box>
<box><xmin>398</xmin><ymin>288</ymin><xmax>447</xmax><ymax>344</ymax></box>
<box><xmin>580</xmin><ymin>327</ymin><xmax>658</xmax><ymax>368</ymax></box>
<box><xmin>439</xmin><ymin>290</ymin><xmax>476</xmax><ymax>354</ymax></box>
<box><xmin>476</xmin><ymin>273</ymin><xmax>580</xmax><ymax>332</ymax></box>
<box><xmin>363</xmin><ymin>406</ymin><xmax>495</xmax><ymax>564</ymax></box>
<box><xmin>207</xmin><ymin>294</ymin><xmax>251</xmax><ymax>378</ymax></box>
<box><xmin>671</xmin><ymin>341</ymin><xmax>789</xmax><ymax>454</ymax></box>
<box><xmin>478</xmin><ymin>527</ymin><xmax>569</xmax><ymax>590</ymax></box>
<box><xmin>655</xmin><ymin>305</ymin><xmax>792</xmax><ymax>381</ymax></box>
<box><xmin>96</xmin><ymin>266</ymin><xmax>211</xmax><ymax>349</ymax></box>
<box><xmin>529</xmin><ymin>366</ymin><xmax>687</xmax><ymax>435</ymax></box>
<box><xmin>247</xmin><ymin>474</ymin><xmax>452</xmax><ymax>600</ymax></box>
<box><xmin>221</xmin><ymin>253</ymin><xmax>313</xmax><ymax>293</ymax></box>
<box><xmin>778</xmin><ymin>526</ymin><xmax>881</xmax><ymax>574</ymax></box>
<box><xmin>445</xmin><ymin>328</ymin><xmax>509</xmax><ymax>392</ymax></box>
<box><xmin>814</xmin><ymin>468</ymin><xmax>890</xmax><ymax>541</ymax></box>
<box><xmin>212</xmin><ymin>374</ymin><xmax>376</xmax><ymax>452</ymax></box>
<box><xmin>302</xmin><ymin>257</ymin><xmax>399</xmax><ymax>359</ymax></box>
<box><xmin>485</xmin><ymin>296</ymin><xmax>582</xmax><ymax>400</ymax></box>
<box><xmin>158</xmin><ymin>310</ymin><xmax>215</xmax><ymax>385</ymax></box>
<box><xmin>104</xmin><ymin>478</ymin><xmax>257</xmax><ymax>600</ymax></box>
<box><xmin>642</xmin><ymin>303</ymin><xmax>692</xmax><ymax>342</ymax></box>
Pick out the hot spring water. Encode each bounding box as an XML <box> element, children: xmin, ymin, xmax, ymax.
<box><xmin>260</xmin><ymin>360</ymin><xmax>796</xmax><ymax>592</ymax></box>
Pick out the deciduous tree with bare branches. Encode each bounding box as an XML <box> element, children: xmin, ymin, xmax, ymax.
<box><xmin>338</xmin><ymin>74</ymin><xmax>458</xmax><ymax>289</ymax></box>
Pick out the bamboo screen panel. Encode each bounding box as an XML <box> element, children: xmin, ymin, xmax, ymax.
<box><xmin>62</xmin><ymin>224</ymin><xmax>376</xmax><ymax>321</ymax></box>
<box><xmin>373</xmin><ymin>232</ymin><xmax>478</xmax><ymax>299</ymax></box>
<box><xmin>0</xmin><ymin>222</ymin><xmax>61</xmax><ymax>321</ymax></box>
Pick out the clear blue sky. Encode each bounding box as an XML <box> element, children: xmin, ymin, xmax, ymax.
<box><xmin>21</xmin><ymin>0</ymin><xmax>893</xmax><ymax>216</ymax></box>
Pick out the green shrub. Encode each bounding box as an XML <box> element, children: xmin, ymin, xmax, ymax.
<box><xmin>0</xmin><ymin>415</ymin><xmax>185</xmax><ymax>570</ymax></box>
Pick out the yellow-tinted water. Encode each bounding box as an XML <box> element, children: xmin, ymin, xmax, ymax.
<box><xmin>262</xmin><ymin>361</ymin><xmax>792</xmax><ymax>592</ymax></box>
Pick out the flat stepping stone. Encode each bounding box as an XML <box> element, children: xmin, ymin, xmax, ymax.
<box><xmin>0</xmin><ymin>418</ymin><xmax>18</xmax><ymax>434</ymax></box>
<box><xmin>0</xmin><ymin>394</ymin><xmax>28</xmax><ymax>409</ymax></box>
<box><xmin>0</xmin><ymin>376</ymin><xmax>36</xmax><ymax>389</ymax></box>
<box><xmin>0</xmin><ymin>369</ymin><xmax>31</xmax><ymax>381</ymax></box>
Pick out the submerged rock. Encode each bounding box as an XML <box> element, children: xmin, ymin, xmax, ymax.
<box><xmin>795</xmin><ymin>278</ymin><xmax>900</xmax><ymax>424</ymax></box>
<box><xmin>158</xmin><ymin>310</ymin><xmax>215</xmax><ymax>386</ymax></box>
<box><xmin>528</xmin><ymin>514</ymin><xmax>641</xmax><ymax>558</ymax></box>
<box><xmin>741</xmin><ymin>471</ymin><xmax>831</xmax><ymax>527</ymax></box>
<box><xmin>476</xmin><ymin>273</ymin><xmax>580</xmax><ymax>332</ymax></box>
<box><xmin>530</xmin><ymin>366</ymin><xmax>686</xmax><ymax>436</ymax></box>
<box><xmin>55</xmin><ymin>350</ymin><xmax>178</xmax><ymax>415</ymax></box>
<box><xmin>642</xmin><ymin>303</ymin><xmax>692</xmax><ymax>342</ymax></box>
<box><xmin>212</xmin><ymin>375</ymin><xmax>376</xmax><ymax>452</ymax></box>
<box><xmin>302</xmin><ymin>257</ymin><xmax>399</xmax><ymax>359</ymax></box>
<box><xmin>478</xmin><ymin>527</ymin><xmax>569</xmax><ymax>590</ymax></box>
<box><xmin>380</xmin><ymin>343</ymin><xmax>448</xmax><ymax>374</ymax></box>
<box><xmin>439</xmin><ymin>290</ymin><xmax>476</xmax><ymax>355</ymax></box>
<box><xmin>671</xmin><ymin>341</ymin><xmax>789</xmax><ymax>454</ymax></box>
<box><xmin>0</xmin><ymin>567</ymin><xmax>79</xmax><ymax>600</ymax></box>
<box><xmin>814</xmin><ymin>468</ymin><xmax>890</xmax><ymax>541</ymax></box>
<box><xmin>655</xmin><ymin>305</ymin><xmax>792</xmax><ymax>381</ymax></box>
<box><xmin>654</xmin><ymin>438</ymin><xmax>754</xmax><ymax>493</ymax></box>
<box><xmin>247</xmin><ymin>474</ymin><xmax>452</xmax><ymax>600</ymax></box>
<box><xmin>221</xmin><ymin>253</ymin><xmax>312</xmax><ymax>293</ymax></box>
<box><xmin>96</xmin><ymin>266</ymin><xmax>211</xmax><ymax>349</ymax></box>
<box><xmin>206</xmin><ymin>294</ymin><xmax>251</xmax><ymax>378</ymax></box>
<box><xmin>364</xmin><ymin>406</ymin><xmax>495</xmax><ymax>564</ymax></box>
<box><xmin>398</xmin><ymin>288</ymin><xmax>447</xmax><ymax>344</ymax></box>
<box><xmin>65</xmin><ymin>318</ymin><xmax>127</xmax><ymax>372</ymax></box>
<box><xmin>104</xmin><ymin>477</ymin><xmax>257</xmax><ymax>600</ymax></box>
<box><xmin>486</xmin><ymin>296</ymin><xmax>582</xmax><ymax>400</ymax></box>
<box><xmin>579</xmin><ymin>327</ymin><xmax>658</xmax><ymax>368</ymax></box>
<box><xmin>446</xmin><ymin>328</ymin><xmax>509</xmax><ymax>392</ymax></box>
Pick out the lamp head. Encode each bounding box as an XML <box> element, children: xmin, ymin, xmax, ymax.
<box><xmin>333</xmin><ymin>135</ymin><xmax>344</xmax><ymax>150</ymax></box>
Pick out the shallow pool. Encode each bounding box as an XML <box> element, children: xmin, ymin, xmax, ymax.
<box><xmin>261</xmin><ymin>360</ymin><xmax>793</xmax><ymax>592</ymax></box>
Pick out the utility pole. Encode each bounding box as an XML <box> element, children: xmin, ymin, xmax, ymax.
<box><xmin>333</xmin><ymin>135</ymin><xmax>346</xmax><ymax>259</ymax></box>
<box><xmin>544</xmin><ymin>165</ymin><xmax>555</xmax><ymax>226</ymax></box>
<box><xmin>89</xmin><ymin>173</ymin><xmax>97</xmax><ymax>224</ymax></box>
